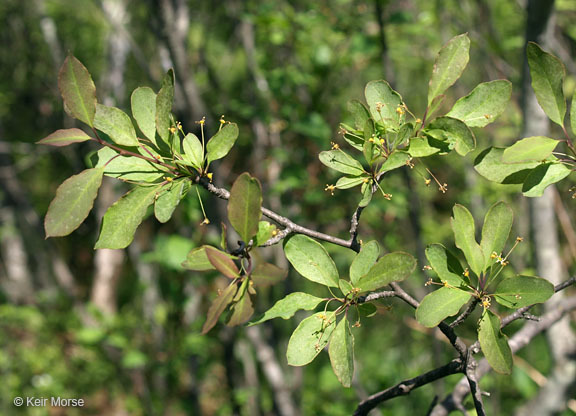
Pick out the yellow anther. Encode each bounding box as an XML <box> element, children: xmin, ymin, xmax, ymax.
<box><xmin>422</xmin><ymin>265</ymin><xmax>432</xmax><ymax>271</ymax></box>
<box><xmin>379</xmin><ymin>138</ymin><xmax>385</xmax><ymax>145</ymax></box>
<box><xmin>164</xmin><ymin>176</ymin><xmax>174</xmax><ymax>182</ymax></box>
<box><xmin>200</xmin><ymin>218</ymin><xmax>210</xmax><ymax>226</ymax></box>
<box><xmin>516</xmin><ymin>236</ymin><xmax>523</xmax><ymax>242</ymax></box>
<box><xmin>363</xmin><ymin>177</ymin><xmax>370</xmax><ymax>183</ymax></box>
<box><xmin>176</xmin><ymin>121</ymin><xmax>183</xmax><ymax>131</ymax></box>
<box><xmin>272</xmin><ymin>229</ymin><xmax>278</xmax><ymax>237</ymax></box>
<box><xmin>169</xmin><ymin>126</ymin><xmax>177</xmax><ymax>134</ymax></box>
<box><xmin>463</xmin><ymin>268</ymin><xmax>470</xmax><ymax>278</ymax></box>
<box><xmin>195</xmin><ymin>117</ymin><xmax>206</xmax><ymax>125</ymax></box>
<box><xmin>396</xmin><ymin>105</ymin><xmax>405</xmax><ymax>116</ymax></box>
<box><xmin>219</xmin><ymin>115</ymin><xmax>226</xmax><ymax>124</ymax></box>
<box><xmin>206</xmin><ymin>172</ymin><xmax>213</xmax><ymax>182</ymax></box>
<box><xmin>331</xmin><ymin>141</ymin><xmax>340</xmax><ymax>150</ymax></box>
<box><xmin>324</xmin><ymin>184</ymin><xmax>336</xmax><ymax>196</ymax></box>
<box><xmin>484</xmin><ymin>114</ymin><xmax>491</xmax><ymax>119</ymax></box>
<box><xmin>482</xmin><ymin>296</ymin><xmax>491</xmax><ymax>309</ymax></box>
<box><xmin>416</xmin><ymin>118</ymin><xmax>422</xmax><ymax>124</ymax></box>
<box><xmin>491</xmin><ymin>252</ymin><xmax>498</xmax><ymax>259</ymax></box>
<box><xmin>424</xmin><ymin>178</ymin><xmax>432</xmax><ymax>186</ymax></box>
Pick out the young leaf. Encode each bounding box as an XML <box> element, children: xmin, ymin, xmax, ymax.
<box><xmin>425</xmin><ymin>244</ymin><xmax>465</xmax><ymax>286</ymax></box>
<box><xmin>58</xmin><ymin>55</ymin><xmax>96</xmax><ymax>127</ymax></box>
<box><xmin>156</xmin><ymin>69</ymin><xmax>175</xmax><ymax>143</ymax></box>
<box><xmin>228</xmin><ymin>173</ymin><xmax>262</xmax><ymax>242</ymax></box>
<box><xmin>182</xmin><ymin>133</ymin><xmax>204</xmax><ymax>170</ymax></box>
<box><xmin>205</xmin><ymin>246</ymin><xmax>240</xmax><ymax>279</ymax></box>
<box><xmin>415</xmin><ymin>287</ymin><xmax>471</xmax><ymax>328</ymax></box>
<box><xmin>363</xmin><ymin>122</ymin><xmax>375</xmax><ymax>165</ymax></box>
<box><xmin>474</xmin><ymin>147</ymin><xmax>540</xmax><ymax>184</ymax></box>
<box><xmin>206</xmin><ymin>123</ymin><xmax>239</xmax><ymax>164</ymax></box>
<box><xmin>37</xmin><ymin>128</ymin><xmax>92</xmax><ymax>147</ymax></box>
<box><xmin>154</xmin><ymin>179</ymin><xmax>191</xmax><ymax>223</ymax></box>
<box><xmin>94</xmin><ymin>104</ymin><xmax>139</xmax><ymax>147</ymax></box>
<box><xmin>328</xmin><ymin>318</ymin><xmax>354</xmax><ymax>387</ymax></box>
<box><xmin>250</xmin><ymin>262</ymin><xmax>287</xmax><ymax>287</ymax></box>
<box><xmin>94</xmin><ymin>147</ymin><xmax>166</xmax><ymax>182</ymax></box>
<box><xmin>339</xmin><ymin>279</ymin><xmax>354</xmax><ymax>296</ymax></box>
<box><xmin>428</xmin><ymin>34</ymin><xmax>470</xmax><ymax>105</ymax></box>
<box><xmin>283</xmin><ymin>235</ymin><xmax>339</xmax><ymax>287</ymax></box>
<box><xmin>131</xmin><ymin>87</ymin><xmax>157</xmax><ymax>142</ymax></box>
<box><xmin>406</xmin><ymin>136</ymin><xmax>445</xmax><ymax>157</ymax></box>
<box><xmin>527</xmin><ymin>42</ymin><xmax>566</xmax><ymax>127</ymax></box>
<box><xmin>427</xmin><ymin>117</ymin><xmax>476</xmax><ymax>156</ymax></box>
<box><xmin>358</xmin><ymin>182</ymin><xmax>373</xmax><ymax>208</ymax></box>
<box><xmin>319</xmin><ymin>150</ymin><xmax>365</xmax><ymax>176</ymax></box>
<box><xmin>350</xmin><ymin>240</ymin><xmax>380</xmax><ymax>285</ymax></box>
<box><xmin>336</xmin><ymin>176</ymin><xmax>366</xmax><ymax>190</ymax></box>
<box><xmin>45</xmin><ymin>168</ymin><xmax>104</xmax><ymax>237</ymax></box>
<box><xmin>348</xmin><ymin>100</ymin><xmax>371</xmax><ymax>130</ymax></box>
<box><xmin>502</xmin><ymin>136</ymin><xmax>559</xmax><ymax>163</ymax></box>
<box><xmin>378</xmin><ymin>151</ymin><xmax>411</xmax><ymax>174</ymax></box>
<box><xmin>356</xmin><ymin>252</ymin><xmax>416</xmax><ymax>292</ymax></box>
<box><xmin>253</xmin><ymin>221</ymin><xmax>277</xmax><ymax>246</ymax></box>
<box><xmin>480</xmin><ymin>201</ymin><xmax>513</xmax><ymax>267</ymax></box>
<box><xmin>494</xmin><ymin>275</ymin><xmax>554</xmax><ymax>309</ymax></box>
<box><xmin>286</xmin><ymin>311</ymin><xmax>336</xmax><ymax>366</ymax></box>
<box><xmin>249</xmin><ymin>292</ymin><xmax>324</xmax><ymax>326</ymax></box>
<box><xmin>392</xmin><ymin>122</ymin><xmax>413</xmax><ymax>148</ymax></box>
<box><xmin>227</xmin><ymin>280</ymin><xmax>254</xmax><ymax>326</ymax></box>
<box><xmin>522</xmin><ymin>162</ymin><xmax>571</xmax><ymax>197</ymax></box>
<box><xmin>95</xmin><ymin>185</ymin><xmax>160</xmax><ymax>249</ymax></box>
<box><xmin>452</xmin><ymin>205</ymin><xmax>485</xmax><ymax>276</ymax></box>
<box><xmin>364</xmin><ymin>80</ymin><xmax>403</xmax><ymax>130</ymax></box>
<box><xmin>182</xmin><ymin>246</ymin><xmax>216</xmax><ymax>271</ymax></box>
<box><xmin>478</xmin><ymin>310</ymin><xmax>513</xmax><ymax>375</ymax></box>
<box><xmin>202</xmin><ymin>283</ymin><xmax>238</xmax><ymax>334</ymax></box>
<box><xmin>446</xmin><ymin>80</ymin><xmax>512</xmax><ymax>127</ymax></box>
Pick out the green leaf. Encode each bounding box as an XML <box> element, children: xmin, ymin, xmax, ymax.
<box><xmin>446</xmin><ymin>80</ymin><xmax>512</xmax><ymax>127</ymax></box>
<box><xmin>452</xmin><ymin>204</ymin><xmax>484</xmax><ymax>276</ymax></box>
<box><xmin>474</xmin><ymin>147</ymin><xmax>540</xmax><ymax>184</ymax></box>
<box><xmin>571</xmin><ymin>92</ymin><xmax>576</xmax><ymax>136</ymax></box>
<box><xmin>428</xmin><ymin>34</ymin><xmax>470</xmax><ymax>105</ymax></box>
<box><xmin>182</xmin><ymin>246</ymin><xmax>216</xmax><ymax>271</ymax></box>
<box><xmin>182</xmin><ymin>133</ymin><xmax>204</xmax><ymax>170</ymax></box>
<box><xmin>250</xmin><ymin>262</ymin><xmax>287</xmax><ymax>287</ymax></box>
<box><xmin>339</xmin><ymin>279</ymin><xmax>354</xmax><ymax>296</ymax></box>
<box><xmin>358</xmin><ymin>182</ymin><xmax>373</xmax><ymax>208</ymax></box>
<box><xmin>45</xmin><ymin>168</ymin><xmax>104</xmax><ymax>237</ymax></box>
<box><xmin>415</xmin><ymin>287</ymin><xmax>471</xmax><ymax>327</ymax></box>
<box><xmin>206</xmin><ymin>123</ymin><xmax>240</xmax><ymax>164</ymax></box>
<box><xmin>494</xmin><ymin>275</ymin><xmax>554</xmax><ymax>309</ymax></box>
<box><xmin>357</xmin><ymin>252</ymin><xmax>416</xmax><ymax>292</ymax></box>
<box><xmin>131</xmin><ymin>87</ymin><xmax>157</xmax><ymax>142</ymax></box>
<box><xmin>406</xmin><ymin>136</ymin><xmax>447</xmax><ymax>157</ymax></box>
<box><xmin>336</xmin><ymin>176</ymin><xmax>366</xmax><ymax>190</ymax></box>
<box><xmin>287</xmin><ymin>311</ymin><xmax>336</xmax><ymax>366</ymax></box>
<box><xmin>480</xmin><ymin>201</ymin><xmax>513</xmax><ymax>267</ymax></box>
<box><xmin>95</xmin><ymin>185</ymin><xmax>160</xmax><ymax>249</ymax></box>
<box><xmin>363</xmin><ymin>120</ymin><xmax>375</xmax><ymax>165</ymax></box>
<box><xmin>348</xmin><ymin>100</ymin><xmax>371</xmax><ymax>130</ymax></box>
<box><xmin>365</xmin><ymin>80</ymin><xmax>403</xmax><ymax>130</ymax></box>
<box><xmin>37</xmin><ymin>128</ymin><xmax>92</xmax><ymax>147</ymax></box>
<box><xmin>358</xmin><ymin>303</ymin><xmax>377</xmax><ymax>317</ymax></box>
<box><xmin>253</xmin><ymin>221</ymin><xmax>277</xmax><ymax>246</ymax></box>
<box><xmin>425</xmin><ymin>244</ymin><xmax>465</xmax><ymax>286</ymax></box>
<box><xmin>522</xmin><ymin>162</ymin><xmax>571</xmax><ymax>197</ymax></box>
<box><xmin>328</xmin><ymin>318</ymin><xmax>354</xmax><ymax>387</ymax></box>
<box><xmin>350</xmin><ymin>241</ymin><xmax>380</xmax><ymax>285</ymax></box>
<box><xmin>154</xmin><ymin>179</ymin><xmax>191</xmax><ymax>223</ymax></box>
<box><xmin>378</xmin><ymin>151</ymin><xmax>411</xmax><ymax>174</ymax></box>
<box><xmin>502</xmin><ymin>136</ymin><xmax>559</xmax><ymax>163</ymax></box>
<box><xmin>202</xmin><ymin>283</ymin><xmax>238</xmax><ymax>334</ymax></box>
<box><xmin>94</xmin><ymin>147</ymin><xmax>166</xmax><ymax>182</ymax></box>
<box><xmin>205</xmin><ymin>246</ymin><xmax>240</xmax><ymax>278</ymax></box>
<box><xmin>319</xmin><ymin>150</ymin><xmax>365</xmax><ymax>176</ymax></box>
<box><xmin>478</xmin><ymin>310</ymin><xmax>512</xmax><ymax>374</ymax></box>
<box><xmin>156</xmin><ymin>69</ymin><xmax>175</xmax><ymax>143</ymax></box>
<box><xmin>392</xmin><ymin>123</ymin><xmax>413</xmax><ymax>148</ymax></box>
<box><xmin>228</xmin><ymin>173</ymin><xmax>262</xmax><ymax>242</ymax></box>
<box><xmin>283</xmin><ymin>235</ymin><xmax>339</xmax><ymax>287</ymax></box>
<box><xmin>58</xmin><ymin>55</ymin><xmax>96</xmax><ymax>126</ymax></box>
<box><xmin>249</xmin><ymin>292</ymin><xmax>324</xmax><ymax>325</ymax></box>
<box><xmin>94</xmin><ymin>104</ymin><xmax>139</xmax><ymax>146</ymax></box>
<box><xmin>227</xmin><ymin>281</ymin><xmax>254</xmax><ymax>326</ymax></box>
<box><xmin>427</xmin><ymin>117</ymin><xmax>476</xmax><ymax>156</ymax></box>
<box><xmin>527</xmin><ymin>42</ymin><xmax>566</xmax><ymax>127</ymax></box>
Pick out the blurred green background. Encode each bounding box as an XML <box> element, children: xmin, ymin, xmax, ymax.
<box><xmin>1</xmin><ymin>0</ymin><xmax>575</xmax><ymax>415</ymax></box>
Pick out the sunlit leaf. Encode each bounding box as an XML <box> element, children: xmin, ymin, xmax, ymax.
<box><xmin>253</xmin><ymin>221</ymin><xmax>277</xmax><ymax>246</ymax></box>
<box><xmin>131</xmin><ymin>87</ymin><xmax>157</xmax><ymax>142</ymax></box>
<box><xmin>287</xmin><ymin>311</ymin><xmax>336</xmax><ymax>366</ymax></box>
<box><xmin>206</xmin><ymin>123</ymin><xmax>239</xmax><ymax>164</ymax></box>
<box><xmin>452</xmin><ymin>204</ymin><xmax>484</xmax><ymax>276</ymax></box>
<box><xmin>94</xmin><ymin>147</ymin><xmax>166</xmax><ymax>182</ymax></box>
<box><xmin>37</xmin><ymin>128</ymin><xmax>92</xmax><ymax>147</ymax></box>
<box><xmin>228</xmin><ymin>172</ymin><xmax>262</xmax><ymax>242</ymax></box>
<box><xmin>249</xmin><ymin>292</ymin><xmax>324</xmax><ymax>325</ymax></box>
<box><xmin>182</xmin><ymin>133</ymin><xmax>204</xmax><ymax>170</ymax></box>
<box><xmin>407</xmin><ymin>136</ymin><xmax>448</xmax><ymax>157</ymax></box>
<box><xmin>328</xmin><ymin>318</ymin><xmax>354</xmax><ymax>387</ymax></box>
<box><xmin>182</xmin><ymin>246</ymin><xmax>215</xmax><ymax>271</ymax></box>
<box><xmin>415</xmin><ymin>287</ymin><xmax>471</xmax><ymax>327</ymax></box>
<box><xmin>494</xmin><ymin>275</ymin><xmax>554</xmax><ymax>309</ymax></box>
<box><xmin>474</xmin><ymin>147</ymin><xmax>540</xmax><ymax>184</ymax></box>
<box><xmin>428</xmin><ymin>34</ymin><xmax>470</xmax><ymax>105</ymax></box>
<box><xmin>427</xmin><ymin>117</ymin><xmax>475</xmax><ymax>156</ymax></box>
<box><xmin>94</xmin><ymin>104</ymin><xmax>139</xmax><ymax>146</ymax></box>
<box><xmin>156</xmin><ymin>69</ymin><xmax>175</xmax><ymax>143</ymax></box>
<box><xmin>350</xmin><ymin>241</ymin><xmax>380</xmax><ymax>285</ymax></box>
<box><xmin>502</xmin><ymin>136</ymin><xmax>559</xmax><ymax>163</ymax></box>
<box><xmin>425</xmin><ymin>244</ymin><xmax>465</xmax><ymax>286</ymax></box>
<box><xmin>480</xmin><ymin>201</ymin><xmax>513</xmax><ymax>267</ymax></box>
<box><xmin>356</xmin><ymin>252</ymin><xmax>416</xmax><ymax>292</ymax></box>
<box><xmin>319</xmin><ymin>149</ymin><xmax>365</xmax><ymax>176</ymax></box>
<box><xmin>154</xmin><ymin>179</ymin><xmax>191</xmax><ymax>223</ymax></box>
<box><xmin>58</xmin><ymin>55</ymin><xmax>96</xmax><ymax>126</ymax></box>
<box><xmin>202</xmin><ymin>283</ymin><xmax>238</xmax><ymax>334</ymax></box>
<box><xmin>365</xmin><ymin>80</ymin><xmax>403</xmax><ymax>130</ymax></box>
<box><xmin>336</xmin><ymin>176</ymin><xmax>366</xmax><ymax>189</ymax></box>
<box><xmin>378</xmin><ymin>151</ymin><xmax>411</xmax><ymax>174</ymax></box>
<box><xmin>522</xmin><ymin>162</ymin><xmax>571</xmax><ymax>197</ymax></box>
<box><xmin>284</xmin><ymin>235</ymin><xmax>339</xmax><ymax>287</ymax></box>
<box><xmin>348</xmin><ymin>100</ymin><xmax>371</xmax><ymax>130</ymax></box>
<box><xmin>478</xmin><ymin>310</ymin><xmax>512</xmax><ymax>375</ymax></box>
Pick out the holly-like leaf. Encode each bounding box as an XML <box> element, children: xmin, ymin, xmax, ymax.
<box><xmin>206</xmin><ymin>123</ymin><xmax>239</xmax><ymax>164</ymax></box>
<box><xmin>522</xmin><ymin>162</ymin><xmax>571</xmax><ymax>197</ymax></box>
<box><xmin>452</xmin><ymin>205</ymin><xmax>485</xmax><ymax>276</ymax></box>
<box><xmin>328</xmin><ymin>318</ymin><xmax>354</xmax><ymax>387</ymax></box>
<box><xmin>350</xmin><ymin>240</ymin><xmax>380</xmax><ymax>285</ymax></box>
<box><xmin>415</xmin><ymin>287</ymin><xmax>471</xmax><ymax>327</ymax></box>
<box><xmin>228</xmin><ymin>173</ymin><xmax>262</xmax><ymax>242</ymax></box>
<box><xmin>428</xmin><ymin>34</ymin><xmax>470</xmax><ymax>105</ymax></box>
<box><xmin>502</xmin><ymin>136</ymin><xmax>559</xmax><ymax>163</ymax></box>
<box><xmin>336</xmin><ymin>176</ymin><xmax>366</xmax><ymax>190</ymax></box>
<box><xmin>478</xmin><ymin>310</ymin><xmax>513</xmax><ymax>375</ymax></box>
<box><xmin>154</xmin><ymin>179</ymin><xmax>191</xmax><ymax>223</ymax></box>
<box><xmin>250</xmin><ymin>262</ymin><xmax>287</xmax><ymax>287</ymax></box>
<box><xmin>378</xmin><ymin>151</ymin><xmax>411</xmax><ymax>174</ymax></box>
<box><xmin>94</xmin><ymin>147</ymin><xmax>166</xmax><ymax>183</ymax></box>
<box><xmin>348</xmin><ymin>100</ymin><xmax>371</xmax><ymax>130</ymax></box>
<box><xmin>58</xmin><ymin>55</ymin><xmax>96</xmax><ymax>126</ymax></box>
<box><xmin>94</xmin><ymin>104</ymin><xmax>139</xmax><ymax>147</ymax></box>
<box><xmin>182</xmin><ymin>133</ymin><xmax>204</xmax><ymax>170</ymax></box>
<box><xmin>202</xmin><ymin>283</ymin><xmax>238</xmax><ymax>334</ymax></box>
<box><xmin>37</xmin><ymin>128</ymin><xmax>92</xmax><ymax>147</ymax></box>
<box><xmin>446</xmin><ymin>80</ymin><xmax>512</xmax><ymax>127</ymax></box>
<box><xmin>319</xmin><ymin>150</ymin><xmax>365</xmax><ymax>176</ymax></box>
<box><xmin>527</xmin><ymin>42</ymin><xmax>566</xmax><ymax>127</ymax></box>
<box><xmin>95</xmin><ymin>185</ymin><xmax>160</xmax><ymax>249</ymax></box>
<box><xmin>205</xmin><ymin>246</ymin><xmax>240</xmax><ymax>279</ymax></box>
<box><xmin>249</xmin><ymin>292</ymin><xmax>324</xmax><ymax>326</ymax></box>
<box><xmin>494</xmin><ymin>275</ymin><xmax>554</xmax><ymax>309</ymax></box>
<box><xmin>480</xmin><ymin>201</ymin><xmax>513</xmax><ymax>267</ymax></box>
<box><xmin>425</xmin><ymin>244</ymin><xmax>465</xmax><ymax>286</ymax></box>
<box><xmin>45</xmin><ymin>168</ymin><xmax>104</xmax><ymax>237</ymax></box>
<box><xmin>356</xmin><ymin>252</ymin><xmax>416</xmax><ymax>292</ymax></box>
<box><xmin>365</xmin><ymin>80</ymin><xmax>403</xmax><ymax>130</ymax></box>
<box><xmin>474</xmin><ymin>147</ymin><xmax>540</xmax><ymax>184</ymax></box>
<box><xmin>286</xmin><ymin>311</ymin><xmax>336</xmax><ymax>366</ymax></box>
<box><xmin>427</xmin><ymin>117</ymin><xmax>476</xmax><ymax>156</ymax></box>
<box><xmin>131</xmin><ymin>87</ymin><xmax>157</xmax><ymax>142</ymax></box>
<box><xmin>156</xmin><ymin>69</ymin><xmax>175</xmax><ymax>143</ymax></box>
<box><xmin>283</xmin><ymin>235</ymin><xmax>339</xmax><ymax>287</ymax></box>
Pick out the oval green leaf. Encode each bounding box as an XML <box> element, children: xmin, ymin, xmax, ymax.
<box><xmin>522</xmin><ymin>162</ymin><xmax>571</xmax><ymax>198</ymax></box>
<box><xmin>37</xmin><ymin>128</ymin><xmax>92</xmax><ymax>147</ymax></box>
<box><xmin>415</xmin><ymin>287</ymin><xmax>471</xmax><ymax>328</ymax></box>
<box><xmin>378</xmin><ymin>151</ymin><xmax>411</xmax><ymax>174</ymax></box>
<box><xmin>94</xmin><ymin>147</ymin><xmax>166</xmax><ymax>182</ymax></box>
<box><xmin>94</xmin><ymin>104</ymin><xmax>139</xmax><ymax>146</ymax></box>
<box><xmin>156</xmin><ymin>69</ymin><xmax>175</xmax><ymax>143</ymax></box>
<box><xmin>228</xmin><ymin>172</ymin><xmax>262</xmax><ymax>242</ymax></box>
<box><xmin>502</xmin><ymin>136</ymin><xmax>559</xmax><ymax>163</ymax></box>
<box><xmin>427</xmin><ymin>117</ymin><xmax>476</xmax><ymax>156</ymax></box>
<box><xmin>428</xmin><ymin>34</ymin><xmax>470</xmax><ymax>105</ymax></box>
<box><xmin>425</xmin><ymin>244</ymin><xmax>465</xmax><ymax>286</ymax></box>
<box><xmin>480</xmin><ymin>201</ymin><xmax>513</xmax><ymax>267</ymax></box>
<box><xmin>154</xmin><ymin>179</ymin><xmax>190</xmax><ymax>223</ymax></box>
<box><xmin>478</xmin><ymin>310</ymin><xmax>512</xmax><ymax>375</ymax></box>
<box><xmin>336</xmin><ymin>176</ymin><xmax>366</xmax><ymax>190</ymax></box>
<box><xmin>287</xmin><ymin>311</ymin><xmax>336</xmax><ymax>366</ymax></box>
<box><xmin>452</xmin><ymin>204</ymin><xmax>484</xmax><ymax>276</ymax></box>
<box><xmin>283</xmin><ymin>235</ymin><xmax>339</xmax><ymax>287</ymax></box>
<box><xmin>206</xmin><ymin>123</ymin><xmax>240</xmax><ymax>164</ymax></box>
<box><xmin>494</xmin><ymin>275</ymin><xmax>554</xmax><ymax>309</ymax></box>
<box><xmin>474</xmin><ymin>147</ymin><xmax>540</xmax><ymax>184</ymax></box>
<box><xmin>131</xmin><ymin>87</ymin><xmax>157</xmax><ymax>142</ymax></box>
<box><xmin>356</xmin><ymin>252</ymin><xmax>416</xmax><ymax>292</ymax></box>
<box><xmin>58</xmin><ymin>55</ymin><xmax>96</xmax><ymax>126</ymax></box>
<box><xmin>249</xmin><ymin>292</ymin><xmax>324</xmax><ymax>326</ymax></box>
<box><xmin>365</xmin><ymin>80</ymin><xmax>403</xmax><ymax>130</ymax></box>
<box><xmin>328</xmin><ymin>318</ymin><xmax>354</xmax><ymax>387</ymax></box>
<box><xmin>350</xmin><ymin>240</ymin><xmax>380</xmax><ymax>285</ymax></box>
<box><xmin>182</xmin><ymin>133</ymin><xmax>204</xmax><ymax>170</ymax></box>
<box><xmin>348</xmin><ymin>100</ymin><xmax>371</xmax><ymax>130</ymax></box>
<box><xmin>319</xmin><ymin>149</ymin><xmax>364</xmax><ymax>176</ymax></box>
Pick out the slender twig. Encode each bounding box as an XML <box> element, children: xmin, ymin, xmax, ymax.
<box><xmin>450</xmin><ymin>297</ymin><xmax>480</xmax><ymax>328</ymax></box>
<box><xmin>465</xmin><ymin>353</ymin><xmax>486</xmax><ymax>416</ymax></box>
<box><xmin>357</xmin><ymin>291</ymin><xmax>396</xmax><ymax>303</ymax></box>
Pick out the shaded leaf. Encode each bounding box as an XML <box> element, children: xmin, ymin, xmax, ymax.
<box><xmin>182</xmin><ymin>133</ymin><xmax>204</xmax><ymax>170</ymax></box>
<box><xmin>378</xmin><ymin>151</ymin><xmax>411</xmax><ymax>174</ymax></box>
<box><xmin>156</xmin><ymin>69</ymin><xmax>175</xmax><ymax>143</ymax></box>
<box><xmin>154</xmin><ymin>179</ymin><xmax>191</xmax><ymax>223</ymax></box>
<box><xmin>251</xmin><ymin>262</ymin><xmax>287</xmax><ymax>287</ymax></box>
<box><xmin>350</xmin><ymin>241</ymin><xmax>380</xmax><ymax>285</ymax></box>
<box><xmin>45</xmin><ymin>168</ymin><xmax>104</xmax><ymax>237</ymax></box>
<box><xmin>202</xmin><ymin>283</ymin><xmax>238</xmax><ymax>334</ymax></box>
<box><xmin>182</xmin><ymin>246</ymin><xmax>216</xmax><ymax>271</ymax></box>
<box><xmin>329</xmin><ymin>318</ymin><xmax>354</xmax><ymax>387</ymax></box>
<box><xmin>94</xmin><ymin>104</ymin><xmax>139</xmax><ymax>146</ymax></box>
<box><xmin>206</xmin><ymin>123</ymin><xmax>239</xmax><ymax>164</ymax></box>
<box><xmin>94</xmin><ymin>147</ymin><xmax>165</xmax><ymax>182</ymax></box>
<box><xmin>287</xmin><ymin>311</ymin><xmax>336</xmax><ymax>366</ymax></box>
<box><xmin>336</xmin><ymin>176</ymin><xmax>366</xmax><ymax>190</ymax></box>
<box><xmin>37</xmin><ymin>128</ymin><xmax>91</xmax><ymax>147</ymax></box>
<box><xmin>474</xmin><ymin>147</ymin><xmax>540</xmax><ymax>184</ymax></box>
<box><xmin>481</xmin><ymin>201</ymin><xmax>513</xmax><ymax>267</ymax></box>
<box><xmin>427</xmin><ymin>117</ymin><xmax>476</xmax><ymax>156</ymax></box>
<box><xmin>365</xmin><ymin>80</ymin><xmax>402</xmax><ymax>130</ymax></box>
<box><xmin>415</xmin><ymin>287</ymin><xmax>471</xmax><ymax>327</ymax></box>
<box><xmin>494</xmin><ymin>275</ymin><xmax>554</xmax><ymax>309</ymax></box>
<box><xmin>58</xmin><ymin>55</ymin><xmax>96</xmax><ymax>126</ymax></box>
<box><xmin>227</xmin><ymin>280</ymin><xmax>254</xmax><ymax>326</ymax></box>
<box><xmin>357</xmin><ymin>252</ymin><xmax>416</xmax><ymax>292</ymax></box>
<box><xmin>452</xmin><ymin>204</ymin><xmax>484</xmax><ymax>276</ymax></box>
<box><xmin>502</xmin><ymin>136</ymin><xmax>559</xmax><ymax>163</ymax></box>
<box><xmin>407</xmin><ymin>136</ymin><xmax>448</xmax><ymax>157</ymax></box>
<box><xmin>131</xmin><ymin>87</ymin><xmax>157</xmax><ymax>142</ymax></box>
<box><xmin>428</xmin><ymin>34</ymin><xmax>470</xmax><ymax>105</ymax></box>
<box><xmin>522</xmin><ymin>162</ymin><xmax>571</xmax><ymax>197</ymax></box>
<box><xmin>348</xmin><ymin>100</ymin><xmax>371</xmax><ymax>130</ymax></box>
<box><xmin>425</xmin><ymin>244</ymin><xmax>465</xmax><ymax>286</ymax></box>
<box><xmin>392</xmin><ymin>123</ymin><xmax>413</xmax><ymax>148</ymax></box>
<box><xmin>358</xmin><ymin>182</ymin><xmax>373</xmax><ymax>208</ymax></box>
<box><xmin>228</xmin><ymin>173</ymin><xmax>262</xmax><ymax>242</ymax></box>
<box><xmin>319</xmin><ymin>149</ymin><xmax>365</xmax><ymax>176</ymax></box>
<box><xmin>339</xmin><ymin>279</ymin><xmax>354</xmax><ymax>296</ymax></box>
<box><xmin>249</xmin><ymin>292</ymin><xmax>324</xmax><ymax>325</ymax></box>
<box><xmin>205</xmin><ymin>246</ymin><xmax>240</xmax><ymax>278</ymax></box>
<box><xmin>284</xmin><ymin>235</ymin><xmax>339</xmax><ymax>287</ymax></box>
<box><xmin>478</xmin><ymin>310</ymin><xmax>512</xmax><ymax>375</ymax></box>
